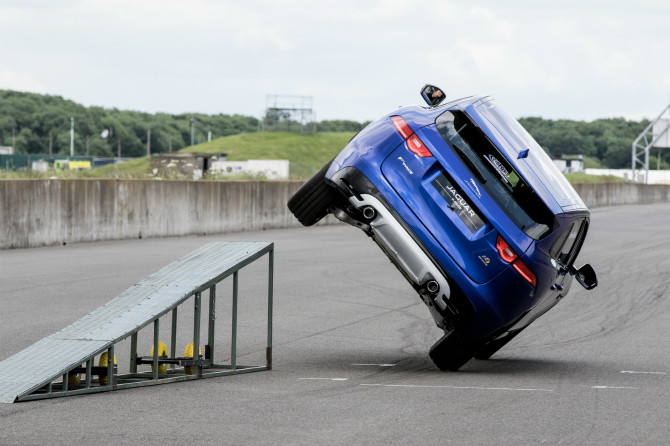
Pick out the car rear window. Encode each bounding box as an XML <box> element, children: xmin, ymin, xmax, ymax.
<box><xmin>436</xmin><ymin>110</ymin><xmax>557</xmax><ymax>240</ymax></box>
<box><xmin>550</xmin><ymin>218</ymin><xmax>588</xmax><ymax>266</ymax></box>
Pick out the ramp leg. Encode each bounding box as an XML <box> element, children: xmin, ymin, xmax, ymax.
<box><xmin>193</xmin><ymin>292</ymin><xmax>201</xmax><ymax>376</ymax></box>
<box><xmin>232</xmin><ymin>272</ymin><xmax>238</xmax><ymax>371</ymax></box>
<box><xmin>207</xmin><ymin>285</ymin><xmax>216</xmax><ymax>364</ymax></box>
<box><xmin>85</xmin><ymin>359</ymin><xmax>92</xmax><ymax>389</ymax></box>
<box><xmin>130</xmin><ymin>333</ymin><xmax>138</xmax><ymax>374</ymax></box>
<box><xmin>106</xmin><ymin>346</ymin><xmax>115</xmax><ymax>389</ymax></box>
<box><xmin>267</xmin><ymin>248</ymin><xmax>274</xmax><ymax>370</ymax></box>
<box><xmin>152</xmin><ymin>320</ymin><xmax>160</xmax><ymax>380</ymax></box>
<box><xmin>171</xmin><ymin>308</ymin><xmax>178</xmax><ymax>369</ymax></box>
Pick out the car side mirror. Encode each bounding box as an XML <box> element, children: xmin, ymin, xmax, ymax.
<box><xmin>570</xmin><ymin>263</ymin><xmax>598</xmax><ymax>290</ymax></box>
<box><xmin>421</xmin><ymin>84</ymin><xmax>446</xmax><ymax>107</ymax></box>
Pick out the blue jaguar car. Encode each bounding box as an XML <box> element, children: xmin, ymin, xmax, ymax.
<box><xmin>288</xmin><ymin>85</ymin><xmax>598</xmax><ymax>370</ymax></box>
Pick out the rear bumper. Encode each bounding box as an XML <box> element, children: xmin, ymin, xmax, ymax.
<box><xmin>350</xmin><ymin>193</ymin><xmax>452</xmax><ymax>313</ymax></box>
<box><xmin>328</xmin><ymin>167</ymin><xmax>476</xmax><ymax>332</ymax></box>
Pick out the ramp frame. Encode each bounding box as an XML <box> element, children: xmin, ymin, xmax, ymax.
<box><xmin>0</xmin><ymin>241</ymin><xmax>274</xmax><ymax>403</ymax></box>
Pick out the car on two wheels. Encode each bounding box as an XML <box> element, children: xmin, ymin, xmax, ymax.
<box><xmin>288</xmin><ymin>85</ymin><xmax>597</xmax><ymax>370</ymax></box>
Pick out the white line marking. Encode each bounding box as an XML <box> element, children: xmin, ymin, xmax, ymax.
<box><xmin>360</xmin><ymin>383</ymin><xmax>553</xmax><ymax>392</ymax></box>
<box><xmin>351</xmin><ymin>363</ymin><xmax>396</xmax><ymax>367</ymax></box>
<box><xmin>621</xmin><ymin>370</ymin><xmax>667</xmax><ymax>375</ymax></box>
<box><xmin>299</xmin><ymin>377</ymin><xmax>348</xmax><ymax>381</ymax></box>
<box><xmin>591</xmin><ymin>386</ymin><xmax>637</xmax><ymax>390</ymax></box>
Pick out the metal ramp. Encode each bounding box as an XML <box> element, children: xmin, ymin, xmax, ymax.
<box><xmin>0</xmin><ymin>241</ymin><xmax>274</xmax><ymax>403</ymax></box>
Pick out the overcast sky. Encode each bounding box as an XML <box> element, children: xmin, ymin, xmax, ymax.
<box><xmin>1</xmin><ymin>0</ymin><xmax>668</xmax><ymax>122</ymax></box>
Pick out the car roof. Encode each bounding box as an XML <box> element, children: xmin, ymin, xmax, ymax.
<box><xmin>468</xmin><ymin>97</ymin><xmax>587</xmax><ymax>214</ymax></box>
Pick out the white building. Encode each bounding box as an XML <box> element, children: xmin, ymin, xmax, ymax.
<box><xmin>210</xmin><ymin>159</ymin><xmax>290</xmax><ymax>180</ymax></box>
<box><xmin>553</xmin><ymin>155</ymin><xmax>584</xmax><ymax>173</ymax></box>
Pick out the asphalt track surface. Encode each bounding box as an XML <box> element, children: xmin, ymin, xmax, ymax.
<box><xmin>1</xmin><ymin>203</ymin><xmax>670</xmax><ymax>445</ymax></box>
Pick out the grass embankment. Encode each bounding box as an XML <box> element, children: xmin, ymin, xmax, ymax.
<box><xmin>564</xmin><ymin>173</ymin><xmax>626</xmax><ymax>183</ymax></box>
<box><xmin>0</xmin><ymin>156</ymin><xmax>161</xmax><ymax>179</ymax></box>
<box><xmin>93</xmin><ymin>157</ymin><xmax>155</xmax><ymax>178</ymax></box>
<box><xmin>185</xmin><ymin>132</ymin><xmax>353</xmax><ymax>165</ymax></box>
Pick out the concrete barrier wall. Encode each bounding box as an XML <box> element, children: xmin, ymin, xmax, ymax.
<box><xmin>2</xmin><ymin>179</ymin><xmax>670</xmax><ymax>249</ymax></box>
<box><xmin>0</xmin><ymin>179</ymin><xmax>313</xmax><ymax>249</ymax></box>
<box><xmin>572</xmin><ymin>182</ymin><xmax>670</xmax><ymax>208</ymax></box>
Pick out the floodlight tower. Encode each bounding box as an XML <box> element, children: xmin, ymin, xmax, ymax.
<box><xmin>632</xmin><ymin>104</ymin><xmax>670</xmax><ymax>183</ymax></box>
<box><xmin>70</xmin><ymin>117</ymin><xmax>74</xmax><ymax>157</ymax></box>
<box><xmin>264</xmin><ymin>95</ymin><xmax>315</xmax><ymax>133</ymax></box>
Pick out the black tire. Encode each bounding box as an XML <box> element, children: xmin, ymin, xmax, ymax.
<box><xmin>287</xmin><ymin>159</ymin><xmax>339</xmax><ymax>226</ymax></box>
<box><xmin>429</xmin><ymin>331</ymin><xmax>475</xmax><ymax>371</ymax></box>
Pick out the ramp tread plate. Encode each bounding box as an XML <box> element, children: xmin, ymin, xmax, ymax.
<box><xmin>53</xmin><ymin>284</ymin><xmax>196</xmax><ymax>341</ymax></box>
<box><xmin>0</xmin><ymin>337</ymin><xmax>109</xmax><ymax>403</ymax></box>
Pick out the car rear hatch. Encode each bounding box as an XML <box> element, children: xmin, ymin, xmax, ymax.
<box><xmin>471</xmin><ymin>98</ymin><xmax>587</xmax><ymax>213</ymax></box>
<box><xmin>381</xmin><ymin>109</ymin><xmax>558</xmax><ymax>285</ymax></box>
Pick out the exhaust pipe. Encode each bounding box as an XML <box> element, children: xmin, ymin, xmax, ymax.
<box><xmin>426</xmin><ymin>280</ymin><xmax>439</xmax><ymax>295</ymax></box>
<box><xmin>362</xmin><ymin>206</ymin><xmax>376</xmax><ymax>220</ymax></box>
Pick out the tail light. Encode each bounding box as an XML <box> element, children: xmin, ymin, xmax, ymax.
<box><xmin>496</xmin><ymin>235</ymin><xmax>537</xmax><ymax>287</ymax></box>
<box><xmin>391</xmin><ymin>116</ymin><xmax>432</xmax><ymax>158</ymax></box>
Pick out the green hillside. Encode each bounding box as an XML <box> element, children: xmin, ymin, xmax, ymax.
<box><xmin>185</xmin><ymin>131</ymin><xmax>353</xmax><ymax>166</ymax></box>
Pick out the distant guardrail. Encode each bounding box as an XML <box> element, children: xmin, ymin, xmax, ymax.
<box><xmin>0</xmin><ymin>179</ymin><xmax>321</xmax><ymax>249</ymax></box>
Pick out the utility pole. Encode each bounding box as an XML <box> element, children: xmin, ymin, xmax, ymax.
<box><xmin>85</xmin><ymin>135</ymin><xmax>90</xmax><ymax>156</ymax></box>
<box><xmin>168</xmin><ymin>135</ymin><xmax>172</xmax><ymax>153</ymax></box>
<box><xmin>70</xmin><ymin>117</ymin><xmax>74</xmax><ymax>157</ymax></box>
<box><xmin>190</xmin><ymin>115</ymin><xmax>195</xmax><ymax>146</ymax></box>
<box><xmin>49</xmin><ymin>131</ymin><xmax>53</xmax><ymax>155</ymax></box>
<box><xmin>147</xmin><ymin>129</ymin><xmax>151</xmax><ymax>156</ymax></box>
<box><xmin>118</xmin><ymin>138</ymin><xmax>121</xmax><ymax>159</ymax></box>
<box><xmin>11</xmin><ymin>128</ymin><xmax>15</xmax><ymax>153</ymax></box>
